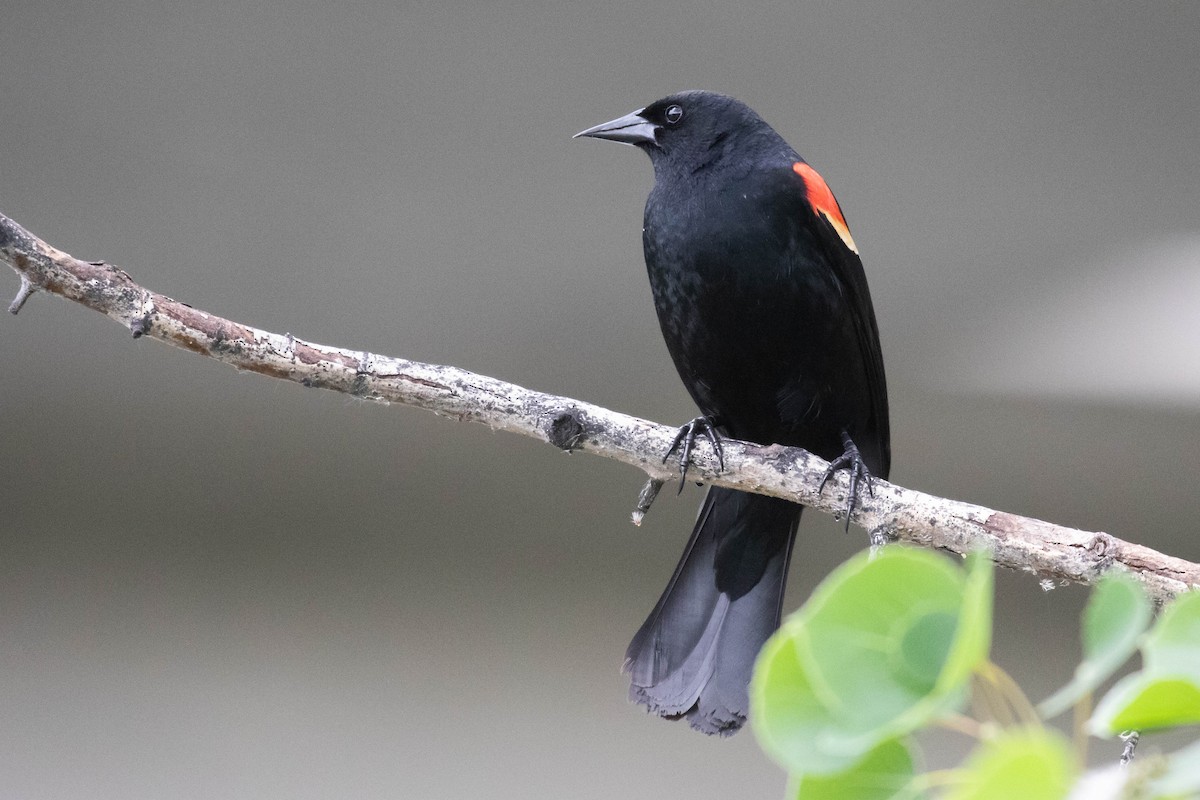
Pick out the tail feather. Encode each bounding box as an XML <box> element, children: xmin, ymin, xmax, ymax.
<box><xmin>624</xmin><ymin>487</ymin><xmax>800</xmax><ymax>735</ymax></box>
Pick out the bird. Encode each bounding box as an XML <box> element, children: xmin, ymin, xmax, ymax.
<box><xmin>575</xmin><ymin>91</ymin><xmax>890</xmax><ymax>735</ymax></box>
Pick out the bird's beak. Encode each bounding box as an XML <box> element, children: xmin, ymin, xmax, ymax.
<box><xmin>574</xmin><ymin>108</ymin><xmax>659</xmax><ymax>146</ymax></box>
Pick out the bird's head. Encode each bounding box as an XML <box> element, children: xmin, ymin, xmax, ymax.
<box><xmin>575</xmin><ymin>90</ymin><xmax>777</xmax><ymax>177</ymax></box>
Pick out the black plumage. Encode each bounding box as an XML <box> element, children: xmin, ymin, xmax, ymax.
<box><xmin>577</xmin><ymin>91</ymin><xmax>889</xmax><ymax>735</ymax></box>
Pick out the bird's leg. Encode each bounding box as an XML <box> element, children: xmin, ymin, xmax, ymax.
<box><xmin>663</xmin><ymin>416</ymin><xmax>725</xmax><ymax>493</ymax></box>
<box><xmin>818</xmin><ymin>431</ymin><xmax>875</xmax><ymax>531</ymax></box>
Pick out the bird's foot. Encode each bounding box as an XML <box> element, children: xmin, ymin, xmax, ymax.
<box><xmin>663</xmin><ymin>416</ymin><xmax>725</xmax><ymax>493</ymax></box>
<box><xmin>818</xmin><ymin>431</ymin><xmax>875</xmax><ymax>531</ymax></box>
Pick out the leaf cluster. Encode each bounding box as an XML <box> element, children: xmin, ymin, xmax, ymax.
<box><xmin>750</xmin><ymin>547</ymin><xmax>1200</xmax><ymax>799</ymax></box>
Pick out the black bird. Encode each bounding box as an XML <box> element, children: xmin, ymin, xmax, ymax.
<box><xmin>576</xmin><ymin>91</ymin><xmax>890</xmax><ymax>735</ymax></box>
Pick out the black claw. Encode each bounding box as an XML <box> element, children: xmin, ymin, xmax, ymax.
<box><xmin>663</xmin><ymin>416</ymin><xmax>724</xmax><ymax>492</ymax></box>
<box><xmin>819</xmin><ymin>431</ymin><xmax>875</xmax><ymax>532</ymax></box>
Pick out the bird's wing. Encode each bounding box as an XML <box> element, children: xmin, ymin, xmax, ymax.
<box><xmin>789</xmin><ymin>160</ymin><xmax>891</xmax><ymax>475</ymax></box>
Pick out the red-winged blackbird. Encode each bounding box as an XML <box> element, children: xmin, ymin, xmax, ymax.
<box><xmin>576</xmin><ymin>91</ymin><xmax>890</xmax><ymax>735</ymax></box>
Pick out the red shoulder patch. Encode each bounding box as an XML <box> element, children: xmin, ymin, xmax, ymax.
<box><xmin>793</xmin><ymin>162</ymin><xmax>859</xmax><ymax>254</ymax></box>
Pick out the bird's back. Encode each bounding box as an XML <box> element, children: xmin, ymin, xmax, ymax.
<box><xmin>643</xmin><ymin>161</ymin><xmax>889</xmax><ymax>475</ymax></box>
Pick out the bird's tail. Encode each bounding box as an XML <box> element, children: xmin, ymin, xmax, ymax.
<box><xmin>624</xmin><ymin>486</ymin><xmax>800</xmax><ymax>735</ymax></box>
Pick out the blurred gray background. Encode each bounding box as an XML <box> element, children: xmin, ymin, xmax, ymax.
<box><xmin>2</xmin><ymin>1</ymin><xmax>1198</xmax><ymax>797</ymax></box>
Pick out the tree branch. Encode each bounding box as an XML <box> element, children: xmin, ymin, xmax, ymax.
<box><xmin>3</xmin><ymin>210</ymin><xmax>1196</xmax><ymax>603</ymax></box>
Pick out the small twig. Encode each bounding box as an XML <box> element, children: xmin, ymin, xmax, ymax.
<box><xmin>631</xmin><ymin>478</ymin><xmax>665</xmax><ymax>526</ymax></box>
<box><xmin>973</xmin><ymin>671</ymin><xmax>1015</xmax><ymax>727</ymax></box>
<box><xmin>908</xmin><ymin>769</ymin><xmax>965</xmax><ymax>794</ymax></box>
<box><xmin>1073</xmin><ymin>692</ymin><xmax>1093</xmax><ymax>768</ymax></box>
<box><xmin>979</xmin><ymin>662</ymin><xmax>1042</xmax><ymax>728</ymax></box>
<box><xmin>8</xmin><ymin>274</ymin><xmax>34</xmax><ymax>314</ymax></box>
<box><xmin>1119</xmin><ymin>730</ymin><xmax>1140</xmax><ymax>766</ymax></box>
<box><xmin>2</xmin><ymin>209</ymin><xmax>1198</xmax><ymax>603</ymax></box>
<box><xmin>936</xmin><ymin>713</ymin><xmax>984</xmax><ymax>740</ymax></box>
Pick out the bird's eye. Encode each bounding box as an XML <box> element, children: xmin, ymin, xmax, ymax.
<box><xmin>664</xmin><ymin>105</ymin><xmax>684</xmax><ymax>124</ymax></box>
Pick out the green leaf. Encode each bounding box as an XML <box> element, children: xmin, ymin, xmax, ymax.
<box><xmin>787</xmin><ymin>738</ymin><xmax>921</xmax><ymax>800</ymax></box>
<box><xmin>1152</xmin><ymin>739</ymin><xmax>1200</xmax><ymax>796</ymax></box>
<box><xmin>938</xmin><ymin>550</ymin><xmax>994</xmax><ymax>693</ymax></box>
<box><xmin>752</xmin><ymin>547</ymin><xmax>992</xmax><ymax>776</ymax></box>
<box><xmin>1090</xmin><ymin>673</ymin><xmax>1200</xmax><ymax>735</ymax></box>
<box><xmin>1090</xmin><ymin>590</ymin><xmax>1200</xmax><ymax>736</ymax></box>
<box><xmin>1066</xmin><ymin>765</ymin><xmax>1130</xmax><ymax>800</ymax></box>
<box><xmin>1038</xmin><ymin>574</ymin><xmax>1152</xmax><ymax>718</ymax></box>
<box><xmin>1143</xmin><ymin>591</ymin><xmax>1200</xmax><ymax>679</ymax></box>
<box><xmin>754</xmin><ymin>623</ymin><xmax>862</xmax><ymax>775</ymax></box>
<box><xmin>944</xmin><ymin>728</ymin><xmax>1075</xmax><ymax>800</ymax></box>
